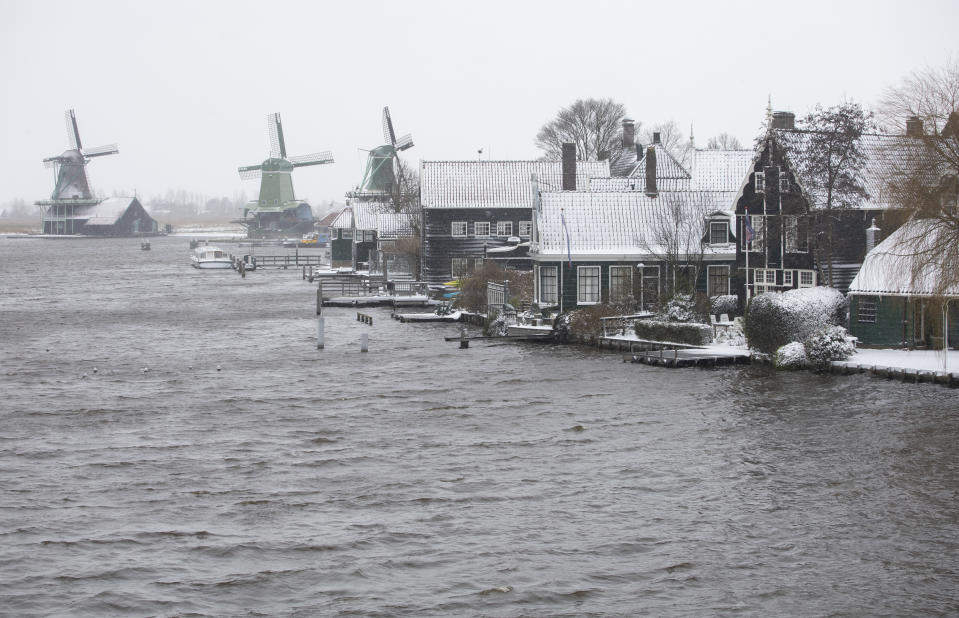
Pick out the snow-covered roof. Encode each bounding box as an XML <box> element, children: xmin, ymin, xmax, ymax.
<box><xmin>332</xmin><ymin>202</ymin><xmax>416</xmax><ymax>237</ymax></box>
<box><xmin>534</xmin><ymin>191</ymin><xmax>736</xmax><ymax>259</ymax></box>
<box><xmin>848</xmin><ymin>219</ymin><xmax>959</xmax><ymax>296</ymax></box>
<box><xmin>588</xmin><ymin>147</ymin><xmax>753</xmax><ymax>195</ymax></box>
<box><xmin>82</xmin><ymin>197</ymin><xmax>140</xmax><ymax>225</ymax></box>
<box><xmin>773</xmin><ymin>130</ymin><xmax>940</xmax><ymax>211</ymax></box>
<box><xmin>420</xmin><ymin>160</ymin><xmax>610</xmax><ymax>209</ymax></box>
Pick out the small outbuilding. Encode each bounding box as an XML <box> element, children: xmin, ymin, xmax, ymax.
<box><xmin>847</xmin><ymin>219</ymin><xmax>959</xmax><ymax>348</ymax></box>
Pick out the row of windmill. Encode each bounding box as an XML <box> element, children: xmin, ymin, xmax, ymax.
<box><xmin>36</xmin><ymin>107</ymin><xmax>414</xmax><ymax>237</ymax></box>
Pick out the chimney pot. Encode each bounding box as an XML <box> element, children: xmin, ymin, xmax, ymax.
<box><xmin>622</xmin><ymin>118</ymin><xmax>635</xmax><ymax>149</ymax></box>
<box><xmin>561</xmin><ymin>143</ymin><xmax>576</xmax><ymax>191</ymax></box>
<box><xmin>645</xmin><ymin>146</ymin><xmax>658</xmax><ymax>196</ymax></box>
<box><xmin>771</xmin><ymin>111</ymin><xmax>795</xmax><ymax>130</ymax></box>
<box><xmin>906</xmin><ymin>116</ymin><xmax>924</xmax><ymax>137</ymax></box>
<box><xmin>653</xmin><ymin>132</ymin><xmax>661</xmax><ymax>145</ymax></box>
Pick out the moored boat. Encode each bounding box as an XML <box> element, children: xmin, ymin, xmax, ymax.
<box><xmin>191</xmin><ymin>244</ymin><xmax>232</xmax><ymax>269</ymax></box>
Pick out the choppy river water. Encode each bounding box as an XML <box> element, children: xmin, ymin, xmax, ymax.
<box><xmin>1</xmin><ymin>235</ymin><xmax>957</xmax><ymax>617</ymax></box>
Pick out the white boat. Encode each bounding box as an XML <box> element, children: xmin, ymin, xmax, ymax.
<box><xmin>191</xmin><ymin>244</ymin><xmax>232</xmax><ymax>269</ymax></box>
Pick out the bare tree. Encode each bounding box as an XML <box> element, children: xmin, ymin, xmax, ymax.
<box><xmin>638</xmin><ymin>192</ymin><xmax>715</xmax><ymax>300</ymax></box>
<box><xmin>879</xmin><ymin>59</ymin><xmax>959</xmax><ymax>296</ymax></box>
<box><xmin>388</xmin><ymin>157</ymin><xmax>423</xmax><ymax>279</ymax></box>
<box><xmin>706</xmin><ymin>133</ymin><xmax>744</xmax><ymax>150</ymax></box>
<box><xmin>535</xmin><ymin>98</ymin><xmax>627</xmax><ymax>160</ymax></box>
<box><xmin>793</xmin><ymin>101</ymin><xmax>873</xmax><ymax>286</ymax></box>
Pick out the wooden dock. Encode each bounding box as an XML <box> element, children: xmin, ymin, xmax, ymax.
<box><xmin>828</xmin><ymin>361</ymin><xmax>959</xmax><ymax>386</ymax></box>
<box><xmin>622</xmin><ymin>348</ymin><xmax>750</xmax><ymax>368</ymax></box>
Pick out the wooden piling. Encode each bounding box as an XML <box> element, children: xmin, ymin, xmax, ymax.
<box><xmin>360</xmin><ymin>332</ymin><xmax>368</xmax><ymax>353</ymax></box>
<box><xmin>316</xmin><ymin>316</ymin><xmax>325</xmax><ymax>350</ymax></box>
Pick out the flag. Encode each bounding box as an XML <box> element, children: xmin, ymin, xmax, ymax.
<box><xmin>744</xmin><ymin>208</ymin><xmax>755</xmax><ymax>244</ymax></box>
<box><xmin>561</xmin><ymin>209</ymin><xmax>572</xmax><ymax>268</ymax></box>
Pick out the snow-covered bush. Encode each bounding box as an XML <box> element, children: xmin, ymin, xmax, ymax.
<box><xmin>804</xmin><ymin>325</ymin><xmax>854</xmax><ymax>369</ymax></box>
<box><xmin>710</xmin><ymin>294</ymin><xmax>739</xmax><ymax>317</ymax></box>
<box><xmin>662</xmin><ymin>294</ymin><xmax>696</xmax><ymax>322</ymax></box>
<box><xmin>775</xmin><ymin>341</ymin><xmax>807</xmax><ymax>369</ymax></box>
<box><xmin>567</xmin><ymin>304</ymin><xmax>618</xmax><ymax>342</ymax></box>
<box><xmin>484</xmin><ymin>312</ymin><xmax>509</xmax><ymax>337</ymax></box>
<box><xmin>744</xmin><ymin>287</ymin><xmax>847</xmax><ymax>354</ymax></box>
<box><xmin>634</xmin><ymin>320</ymin><xmax>713</xmax><ymax>346</ymax></box>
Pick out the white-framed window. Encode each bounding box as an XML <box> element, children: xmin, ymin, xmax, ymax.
<box><xmin>858</xmin><ymin>297</ymin><xmax>877</xmax><ymax>323</ymax></box>
<box><xmin>709</xmin><ymin>220</ymin><xmax>729</xmax><ymax>245</ymax></box>
<box><xmin>451</xmin><ymin>256</ymin><xmax>483</xmax><ymax>278</ymax></box>
<box><xmin>674</xmin><ymin>265</ymin><xmax>696</xmax><ymax>293</ymax></box>
<box><xmin>539</xmin><ymin>266</ymin><xmax>558</xmax><ymax>304</ymax></box>
<box><xmin>474</xmin><ymin>221</ymin><xmax>490</xmax><ymax>237</ymax></box>
<box><xmin>755</xmin><ymin>171</ymin><xmax>766</xmax><ymax>193</ymax></box>
<box><xmin>747</xmin><ymin>215</ymin><xmax>765</xmax><ymax>251</ymax></box>
<box><xmin>496</xmin><ymin>221</ymin><xmax>513</xmax><ymax>237</ymax></box>
<box><xmin>755</xmin><ymin>268</ymin><xmax>777</xmax><ymax>285</ymax></box>
<box><xmin>707</xmin><ymin>265</ymin><xmax>730</xmax><ymax>297</ymax></box>
<box><xmin>519</xmin><ymin>221</ymin><xmax>532</xmax><ymax>237</ymax></box>
<box><xmin>451</xmin><ymin>221</ymin><xmax>467</xmax><ymax>237</ymax></box>
<box><xmin>779</xmin><ymin>174</ymin><xmax>790</xmax><ymax>193</ymax></box>
<box><xmin>641</xmin><ymin>265</ymin><xmax>660</xmax><ymax>310</ymax></box>
<box><xmin>609</xmin><ymin>266</ymin><xmax>632</xmax><ymax>303</ymax></box>
<box><xmin>341</xmin><ymin>229</ymin><xmax>352</xmax><ymax>240</ymax></box>
<box><xmin>783</xmin><ymin>270</ymin><xmax>794</xmax><ymax>287</ymax></box>
<box><xmin>784</xmin><ymin>216</ymin><xmax>798</xmax><ymax>252</ymax></box>
<box><xmin>577</xmin><ymin>266</ymin><xmax>601</xmax><ymax>304</ymax></box>
<box><xmin>798</xmin><ymin>270</ymin><xmax>815</xmax><ymax>288</ymax></box>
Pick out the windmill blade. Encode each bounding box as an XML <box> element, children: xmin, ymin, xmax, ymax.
<box><xmin>238</xmin><ymin>165</ymin><xmax>263</xmax><ymax>180</ymax></box>
<box><xmin>268</xmin><ymin>112</ymin><xmax>286</xmax><ymax>159</ymax></box>
<box><xmin>382</xmin><ymin>106</ymin><xmax>396</xmax><ymax>147</ymax></box>
<box><xmin>290</xmin><ymin>151</ymin><xmax>334</xmax><ymax>167</ymax></box>
<box><xmin>83</xmin><ymin>143</ymin><xmax>119</xmax><ymax>157</ymax></box>
<box><xmin>43</xmin><ymin>156</ymin><xmax>67</xmax><ymax>168</ymax></box>
<box><xmin>394</xmin><ymin>133</ymin><xmax>414</xmax><ymax>151</ymax></box>
<box><xmin>65</xmin><ymin>109</ymin><xmax>82</xmax><ymax>150</ymax></box>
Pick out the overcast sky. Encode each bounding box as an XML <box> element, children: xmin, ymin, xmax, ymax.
<box><xmin>2</xmin><ymin>0</ymin><xmax>956</xmax><ymax>208</ymax></box>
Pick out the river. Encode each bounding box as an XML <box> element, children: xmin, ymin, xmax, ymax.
<box><xmin>0</xmin><ymin>235</ymin><xmax>956</xmax><ymax>617</ymax></box>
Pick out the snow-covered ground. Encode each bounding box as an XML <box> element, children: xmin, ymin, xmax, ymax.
<box><xmin>843</xmin><ymin>348</ymin><xmax>959</xmax><ymax>373</ymax></box>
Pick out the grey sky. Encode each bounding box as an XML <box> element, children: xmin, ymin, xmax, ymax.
<box><xmin>1</xmin><ymin>0</ymin><xmax>956</xmax><ymax>208</ymax></box>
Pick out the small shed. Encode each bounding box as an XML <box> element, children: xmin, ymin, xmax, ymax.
<box><xmin>79</xmin><ymin>197</ymin><xmax>159</xmax><ymax>236</ymax></box>
<box><xmin>848</xmin><ymin>219</ymin><xmax>959</xmax><ymax>348</ymax></box>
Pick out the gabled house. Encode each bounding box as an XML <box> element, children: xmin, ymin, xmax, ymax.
<box><xmin>847</xmin><ymin>219</ymin><xmax>959</xmax><ymax>348</ymax></box>
<box><xmin>733</xmin><ymin>111</ymin><xmax>938</xmax><ymax>305</ymax></box>
<box><xmin>37</xmin><ymin>195</ymin><xmax>159</xmax><ymax>236</ymax></box>
<box><xmin>329</xmin><ymin>201</ymin><xmax>417</xmax><ymax>270</ymax></box>
<box><xmin>530</xmin><ymin>190</ymin><xmax>738</xmax><ymax>311</ymax></box>
<box><xmin>419</xmin><ymin>149</ymin><xmax>609</xmax><ymax>284</ymax></box>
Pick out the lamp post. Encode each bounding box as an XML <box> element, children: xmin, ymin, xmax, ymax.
<box><xmin>636</xmin><ymin>263</ymin><xmax>645</xmax><ymax>311</ymax></box>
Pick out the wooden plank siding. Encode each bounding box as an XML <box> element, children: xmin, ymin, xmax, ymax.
<box><xmin>422</xmin><ymin>207</ymin><xmax>532</xmax><ymax>283</ymax></box>
<box><xmin>849</xmin><ymin>294</ymin><xmax>959</xmax><ymax>348</ymax></box>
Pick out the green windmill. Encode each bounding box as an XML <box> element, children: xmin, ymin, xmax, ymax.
<box><xmin>358</xmin><ymin>106</ymin><xmax>414</xmax><ymax>195</ymax></box>
<box><xmin>238</xmin><ymin>112</ymin><xmax>334</xmax><ymax>237</ymax></box>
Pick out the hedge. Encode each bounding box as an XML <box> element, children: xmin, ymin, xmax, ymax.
<box><xmin>634</xmin><ymin>319</ymin><xmax>713</xmax><ymax>346</ymax></box>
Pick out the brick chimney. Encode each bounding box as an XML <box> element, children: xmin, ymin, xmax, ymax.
<box><xmin>562</xmin><ymin>143</ymin><xmax>576</xmax><ymax>191</ymax></box>
<box><xmin>645</xmin><ymin>146</ymin><xmax>657</xmax><ymax>196</ymax></box>
<box><xmin>771</xmin><ymin>111</ymin><xmax>796</xmax><ymax>130</ymax></box>
<box><xmin>652</xmin><ymin>132</ymin><xmax>661</xmax><ymax>145</ymax></box>
<box><xmin>906</xmin><ymin>116</ymin><xmax>924</xmax><ymax>137</ymax></box>
<box><xmin>622</xmin><ymin>118</ymin><xmax>635</xmax><ymax>149</ymax></box>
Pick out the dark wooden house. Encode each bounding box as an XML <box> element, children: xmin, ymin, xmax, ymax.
<box><xmin>38</xmin><ymin>196</ymin><xmax>159</xmax><ymax>236</ymax></box>
<box><xmin>420</xmin><ymin>152</ymin><xmax>609</xmax><ymax>284</ymax></box>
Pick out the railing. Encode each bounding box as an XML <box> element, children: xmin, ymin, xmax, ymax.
<box><xmin>320</xmin><ymin>280</ymin><xmax>429</xmax><ymax>300</ymax></box>
<box><xmin>600</xmin><ymin>312</ymin><xmax>655</xmax><ymax>337</ymax></box>
<box><xmin>252</xmin><ymin>255</ymin><xmax>324</xmax><ymax>267</ymax></box>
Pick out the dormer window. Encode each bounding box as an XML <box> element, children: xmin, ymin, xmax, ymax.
<box><xmin>755</xmin><ymin>171</ymin><xmax>766</xmax><ymax>193</ymax></box>
<box><xmin>709</xmin><ymin>220</ymin><xmax>729</xmax><ymax>245</ymax></box>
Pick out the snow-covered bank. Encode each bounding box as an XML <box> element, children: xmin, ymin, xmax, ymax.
<box><xmin>845</xmin><ymin>348</ymin><xmax>959</xmax><ymax>373</ymax></box>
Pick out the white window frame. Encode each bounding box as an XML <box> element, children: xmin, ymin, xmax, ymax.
<box><xmin>341</xmin><ymin>229</ymin><xmax>352</xmax><ymax>240</ymax></box>
<box><xmin>858</xmin><ymin>297</ymin><xmax>877</xmax><ymax>323</ymax></box>
<box><xmin>640</xmin><ymin>265</ymin><xmax>660</xmax><ymax>310</ymax></box>
<box><xmin>577</xmin><ymin>266</ymin><xmax>601</xmax><ymax>305</ymax></box>
<box><xmin>783</xmin><ymin>270</ymin><xmax>794</xmax><ymax>287</ymax></box>
<box><xmin>779</xmin><ymin>175</ymin><xmax>790</xmax><ymax>193</ymax></box>
<box><xmin>798</xmin><ymin>270</ymin><xmax>816</xmax><ymax>288</ymax></box>
<box><xmin>784</xmin><ymin>216</ymin><xmax>799</xmax><ymax>253</ymax></box>
<box><xmin>609</xmin><ymin>266</ymin><xmax>632</xmax><ymax>303</ymax></box>
<box><xmin>451</xmin><ymin>257</ymin><xmax>468</xmax><ymax>278</ymax></box>
<box><xmin>496</xmin><ymin>221</ymin><xmax>513</xmax><ymax>237</ymax></box>
<box><xmin>474</xmin><ymin>221</ymin><xmax>490</xmax><ymax>237</ymax></box>
<box><xmin>748</xmin><ymin>215</ymin><xmax>765</xmax><ymax>251</ymax></box>
<box><xmin>451</xmin><ymin>221</ymin><xmax>467</xmax><ymax>237</ymax></box>
<box><xmin>709</xmin><ymin>220</ymin><xmax>729</xmax><ymax>245</ymax></box>
<box><xmin>755</xmin><ymin>268</ymin><xmax>777</xmax><ymax>286</ymax></box>
<box><xmin>755</xmin><ymin>171</ymin><xmax>766</xmax><ymax>193</ymax></box>
<box><xmin>539</xmin><ymin>265</ymin><xmax>558</xmax><ymax>304</ymax></box>
<box><xmin>519</xmin><ymin>221</ymin><xmax>532</xmax><ymax>237</ymax></box>
<box><xmin>707</xmin><ymin>265</ymin><xmax>730</xmax><ymax>297</ymax></box>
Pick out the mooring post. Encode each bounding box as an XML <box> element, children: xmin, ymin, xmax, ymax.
<box><xmin>360</xmin><ymin>331</ymin><xmax>368</xmax><ymax>353</ymax></box>
<box><xmin>316</xmin><ymin>287</ymin><xmax>322</xmax><ymax>315</ymax></box>
<box><xmin>239</xmin><ymin>261</ymin><xmax>246</xmax><ymax>278</ymax></box>
<box><xmin>459</xmin><ymin>326</ymin><xmax>469</xmax><ymax>349</ymax></box>
<box><xmin>316</xmin><ymin>316</ymin><xmax>325</xmax><ymax>350</ymax></box>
